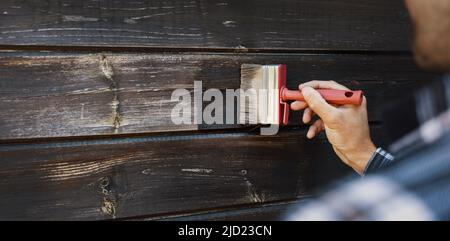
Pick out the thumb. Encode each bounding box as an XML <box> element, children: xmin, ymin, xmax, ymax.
<box><xmin>301</xmin><ymin>87</ymin><xmax>338</xmax><ymax>123</ymax></box>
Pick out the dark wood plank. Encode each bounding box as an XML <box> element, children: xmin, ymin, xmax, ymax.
<box><xmin>0</xmin><ymin>0</ymin><xmax>411</xmax><ymax>51</ymax></box>
<box><xmin>0</xmin><ymin>51</ymin><xmax>435</xmax><ymax>140</ymax></box>
<box><xmin>0</xmin><ymin>128</ymin><xmax>358</xmax><ymax>220</ymax></box>
<box><xmin>141</xmin><ymin>199</ymin><xmax>307</xmax><ymax>221</ymax></box>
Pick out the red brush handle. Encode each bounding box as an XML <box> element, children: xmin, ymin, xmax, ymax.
<box><xmin>281</xmin><ymin>88</ymin><xmax>363</xmax><ymax>105</ymax></box>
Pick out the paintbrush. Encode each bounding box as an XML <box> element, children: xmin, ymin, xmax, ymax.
<box><xmin>239</xmin><ymin>64</ymin><xmax>363</xmax><ymax>125</ymax></box>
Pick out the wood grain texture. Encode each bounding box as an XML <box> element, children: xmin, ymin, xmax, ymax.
<box><xmin>0</xmin><ymin>128</ymin><xmax>357</xmax><ymax>220</ymax></box>
<box><xmin>0</xmin><ymin>0</ymin><xmax>411</xmax><ymax>51</ymax></box>
<box><xmin>0</xmin><ymin>0</ymin><xmax>428</xmax><ymax>222</ymax></box>
<box><xmin>143</xmin><ymin>199</ymin><xmax>307</xmax><ymax>221</ymax></box>
<box><xmin>0</xmin><ymin>51</ymin><xmax>434</xmax><ymax>140</ymax></box>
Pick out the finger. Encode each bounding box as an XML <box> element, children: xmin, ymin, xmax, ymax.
<box><xmin>302</xmin><ymin>107</ymin><xmax>314</xmax><ymax>124</ymax></box>
<box><xmin>290</xmin><ymin>101</ymin><xmax>308</xmax><ymax>111</ymax></box>
<box><xmin>313</xmin><ymin>119</ymin><xmax>325</xmax><ymax>133</ymax></box>
<box><xmin>299</xmin><ymin>80</ymin><xmax>350</xmax><ymax>91</ymax></box>
<box><xmin>306</xmin><ymin>125</ymin><xmax>317</xmax><ymax>139</ymax></box>
<box><xmin>306</xmin><ymin>120</ymin><xmax>324</xmax><ymax>139</ymax></box>
<box><xmin>301</xmin><ymin>87</ymin><xmax>339</xmax><ymax>123</ymax></box>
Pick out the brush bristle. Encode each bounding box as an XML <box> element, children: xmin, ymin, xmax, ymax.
<box><xmin>240</xmin><ymin>64</ymin><xmax>262</xmax><ymax>88</ymax></box>
<box><xmin>239</xmin><ymin>64</ymin><xmax>280</xmax><ymax>125</ymax></box>
<box><xmin>239</xmin><ymin>64</ymin><xmax>262</xmax><ymax>124</ymax></box>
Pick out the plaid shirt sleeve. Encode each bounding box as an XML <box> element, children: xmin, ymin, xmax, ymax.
<box><xmin>363</xmin><ymin>147</ymin><xmax>395</xmax><ymax>175</ymax></box>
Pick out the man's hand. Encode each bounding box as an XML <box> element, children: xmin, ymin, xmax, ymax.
<box><xmin>290</xmin><ymin>81</ymin><xmax>376</xmax><ymax>175</ymax></box>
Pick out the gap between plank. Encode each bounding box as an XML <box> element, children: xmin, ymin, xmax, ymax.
<box><xmin>120</xmin><ymin>197</ymin><xmax>310</xmax><ymax>221</ymax></box>
<box><xmin>0</xmin><ymin>122</ymin><xmax>383</xmax><ymax>150</ymax></box>
<box><xmin>0</xmin><ymin>44</ymin><xmax>412</xmax><ymax>56</ymax></box>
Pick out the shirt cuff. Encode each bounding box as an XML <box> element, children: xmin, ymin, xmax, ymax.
<box><xmin>363</xmin><ymin>147</ymin><xmax>395</xmax><ymax>175</ymax></box>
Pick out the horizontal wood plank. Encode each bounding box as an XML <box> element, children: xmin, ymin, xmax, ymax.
<box><xmin>0</xmin><ymin>128</ymin><xmax>360</xmax><ymax>220</ymax></box>
<box><xmin>0</xmin><ymin>0</ymin><xmax>411</xmax><ymax>51</ymax></box>
<box><xmin>143</xmin><ymin>199</ymin><xmax>307</xmax><ymax>221</ymax></box>
<box><xmin>0</xmin><ymin>52</ymin><xmax>434</xmax><ymax>140</ymax></box>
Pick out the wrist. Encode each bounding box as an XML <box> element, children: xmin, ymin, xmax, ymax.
<box><xmin>345</xmin><ymin>140</ymin><xmax>376</xmax><ymax>175</ymax></box>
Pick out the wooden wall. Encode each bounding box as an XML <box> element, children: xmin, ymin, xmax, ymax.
<box><xmin>0</xmin><ymin>0</ymin><xmax>437</xmax><ymax>220</ymax></box>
